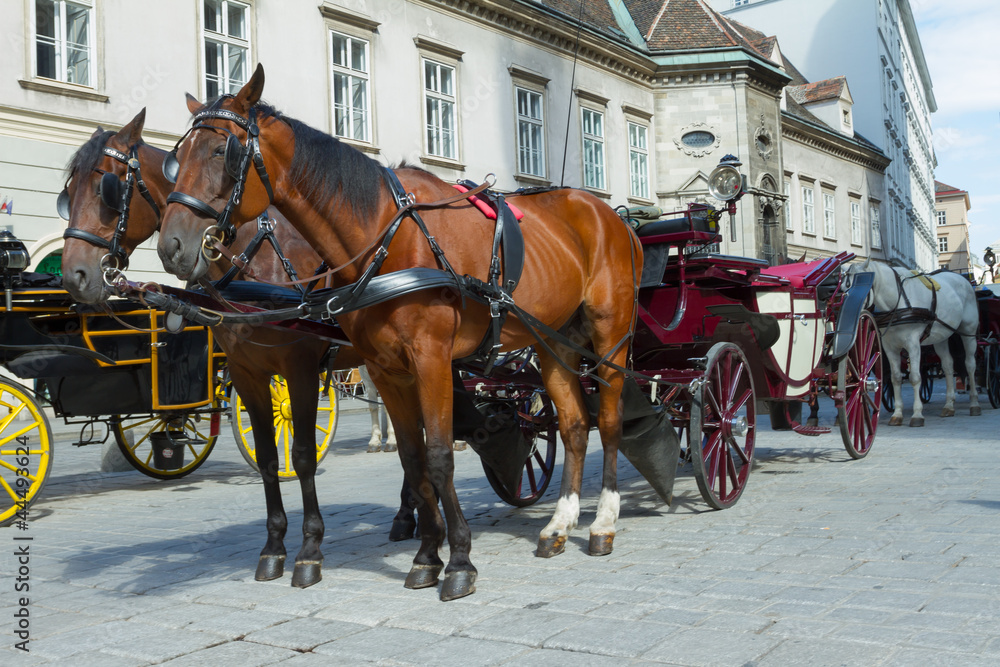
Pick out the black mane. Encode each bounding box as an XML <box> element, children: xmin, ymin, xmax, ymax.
<box><xmin>200</xmin><ymin>97</ymin><xmax>384</xmax><ymax>223</ymax></box>
<box><xmin>65</xmin><ymin>129</ymin><xmax>115</xmax><ymax>182</ymax></box>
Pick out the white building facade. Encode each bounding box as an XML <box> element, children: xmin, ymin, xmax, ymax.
<box><xmin>707</xmin><ymin>0</ymin><xmax>938</xmax><ymax>270</ymax></box>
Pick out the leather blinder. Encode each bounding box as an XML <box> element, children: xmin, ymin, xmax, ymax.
<box><xmin>99</xmin><ymin>171</ymin><xmax>123</xmax><ymax>212</ymax></box>
<box><xmin>225</xmin><ymin>134</ymin><xmax>246</xmax><ymax>180</ymax></box>
<box><xmin>56</xmin><ymin>189</ymin><xmax>71</xmax><ymax>220</ymax></box>
<box><xmin>163</xmin><ymin>150</ymin><xmax>180</xmax><ymax>183</ymax></box>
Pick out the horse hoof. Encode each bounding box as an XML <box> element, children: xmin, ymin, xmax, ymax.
<box><xmin>389</xmin><ymin>517</ymin><xmax>417</xmax><ymax>542</ymax></box>
<box><xmin>536</xmin><ymin>535</ymin><xmax>566</xmax><ymax>558</ymax></box>
<box><xmin>440</xmin><ymin>569</ymin><xmax>477</xmax><ymax>601</ymax></box>
<box><xmin>453</xmin><ymin>440</ymin><xmax>467</xmax><ymax>452</ymax></box>
<box><xmin>367</xmin><ymin>444</ymin><xmax>380</xmax><ymax>453</ymax></box>
<box><xmin>404</xmin><ymin>564</ymin><xmax>442</xmax><ymax>589</ymax></box>
<box><xmin>941</xmin><ymin>408</ymin><xmax>955</xmax><ymax>418</ymax></box>
<box><xmin>589</xmin><ymin>533</ymin><xmax>614</xmax><ymax>556</ymax></box>
<box><xmin>255</xmin><ymin>555</ymin><xmax>285</xmax><ymax>581</ymax></box>
<box><xmin>909</xmin><ymin>417</ymin><xmax>925</xmax><ymax>427</ymax></box>
<box><xmin>806</xmin><ymin>418</ymin><xmax>819</xmax><ymax>427</ymax></box>
<box><xmin>291</xmin><ymin>561</ymin><xmax>322</xmax><ymax>588</ymax></box>
<box><xmin>888</xmin><ymin>416</ymin><xmax>903</xmax><ymax>426</ymax></box>
<box><xmin>971</xmin><ymin>406</ymin><xmax>982</xmax><ymax>416</ymax></box>
<box><xmin>382</xmin><ymin>443</ymin><xmax>397</xmax><ymax>453</ymax></box>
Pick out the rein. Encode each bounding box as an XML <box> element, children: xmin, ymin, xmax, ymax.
<box><xmin>874</xmin><ymin>266</ymin><xmax>968</xmax><ymax>341</ymax></box>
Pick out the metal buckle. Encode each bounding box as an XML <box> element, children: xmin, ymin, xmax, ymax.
<box><xmin>202</xmin><ymin>225</ymin><xmax>225</xmax><ymax>262</ymax></box>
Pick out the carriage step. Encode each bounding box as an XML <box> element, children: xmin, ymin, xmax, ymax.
<box><xmin>792</xmin><ymin>424</ymin><xmax>830</xmax><ymax>436</ymax></box>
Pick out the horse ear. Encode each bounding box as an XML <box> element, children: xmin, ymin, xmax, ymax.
<box><xmin>185</xmin><ymin>93</ymin><xmax>203</xmax><ymax>115</ymax></box>
<box><xmin>117</xmin><ymin>108</ymin><xmax>146</xmax><ymax>145</ymax></box>
<box><xmin>91</xmin><ymin>125</ymin><xmax>105</xmax><ymax>138</ymax></box>
<box><xmin>233</xmin><ymin>63</ymin><xmax>265</xmax><ymax>113</ymax></box>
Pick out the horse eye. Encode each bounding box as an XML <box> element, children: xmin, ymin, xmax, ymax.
<box><xmin>213</xmin><ymin>145</ymin><xmax>226</xmax><ymax>156</ymax></box>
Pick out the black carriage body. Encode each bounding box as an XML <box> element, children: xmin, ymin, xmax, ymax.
<box><xmin>0</xmin><ymin>287</ymin><xmax>214</xmax><ymax>418</ymax></box>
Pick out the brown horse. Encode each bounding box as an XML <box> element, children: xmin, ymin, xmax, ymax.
<box><xmin>59</xmin><ymin>108</ymin><xmax>360</xmax><ymax>588</ymax></box>
<box><xmin>157</xmin><ymin>65</ymin><xmax>641</xmax><ymax>601</ymax></box>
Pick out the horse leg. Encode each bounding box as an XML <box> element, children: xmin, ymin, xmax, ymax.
<box><xmin>360</xmin><ymin>366</ymin><xmax>383</xmax><ymax>452</ymax></box>
<box><xmin>906</xmin><ymin>342</ymin><xmax>925</xmax><ymax>427</ymax></box>
<box><xmin>934</xmin><ymin>340</ymin><xmax>957</xmax><ymax>418</ymax></box>
<box><xmin>807</xmin><ymin>395</ymin><xmax>820</xmax><ymax>427</ymax></box>
<box><xmin>886</xmin><ymin>346</ymin><xmax>905</xmax><ymax>426</ymax></box>
<box><xmin>233</xmin><ymin>369</ymin><xmax>288</xmax><ymax>581</ymax></box>
<box><xmin>376</xmin><ymin>381</ymin><xmax>447</xmax><ymax>591</ymax></box>
<box><xmin>535</xmin><ymin>349</ymin><xmax>587</xmax><ymax>558</ymax></box>
<box><xmin>286</xmin><ymin>373</ymin><xmax>325</xmax><ymax>588</ymax></box>
<box><xmin>382</xmin><ymin>405</ymin><xmax>397</xmax><ymax>452</ymax></box>
<box><xmin>389</xmin><ymin>476</ymin><xmax>417</xmax><ymax>541</ymax></box>
<box><xmin>963</xmin><ymin>334</ymin><xmax>982</xmax><ymax>416</ymax></box>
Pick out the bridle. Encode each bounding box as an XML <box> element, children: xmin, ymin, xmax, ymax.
<box><xmin>162</xmin><ymin>104</ymin><xmax>275</xmax><ymax>255</ymax></box>
<box><xmin>58</xmin><ymin>144</ymin><xmax>161</xmax><ymax>276</ymax></box>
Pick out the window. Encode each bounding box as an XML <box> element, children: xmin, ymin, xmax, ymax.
<box><xmin>581</xmin><ymin>108</ymin><xmax>605</xmax><ymax>190</ymax></box>
<box><xmin>34</xmin><ymin>0</ymin><xmax>94</xmax><ymax>85</ymax></box>
<box><xmin>802</xmin><ymin>185</ymin><xmax>815</xmax><ymax>234</ymax></box>
<box><xmin>851</xmin><ymin>201</ymin><xmax>862</xmax><ymax>245</ymax></box>
<box><xmin>516</xmin><ymin>88</ymin><xmax>545</xmax><ymax>178</ymax></box>
<box><xmin>733</xmin><ymin>0</ymin><xmax>751</xmax><ymax>6</ymax></box>
<box><xmin>938</xmin><ymin>236</ymin><xmax>948</xmax><ymax>253</ymax></box>
<box><xmin>870</xmin><ymin>205</ymin><xmax>881</xmax><ymax>248</ymax></box>
<box><xmin>784</xmin><ymin>181</ymin><xmax>791</xmax><ymax>229</ymax></box>
<box><xmin>681</xmin><ymin>131</ymin><xmax>715</xmax><ymax>148</ymax></box>
<box><xmin>628</xmin><ymin>122</ymin><xmax>649</xmax><ymax>199</ymax></box>
<box><xmin>203</xmin><ymin>0</ymin><xmax>250</xmax><ymax>99</ymax></box>
<box><xmin>823</xmin><ymin>193</ymin><xmax>836</xmax><ymax>238</ymax></box>
<box><xmin>424</xmin><ymin>59</ymin><xmax>457</xmax><ymax>159</ymax></box>
<box><xmin>330</xmin><ymin>32</ymin><xmax>370</xmax><ymax>142</ymax></box>
<box><xmin>937</xmin><ymin>210</ymin><xmax>947</xmax><ymax>226</ymax></box>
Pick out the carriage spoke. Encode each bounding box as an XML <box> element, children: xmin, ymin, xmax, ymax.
<box><xmin>0</xmin><ymin>475</ymin><xmax>17</xmax><ymax>502</ymax></box>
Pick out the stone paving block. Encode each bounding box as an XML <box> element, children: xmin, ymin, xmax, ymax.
<box><xmin>384</xmin><ymin>599</ymin><xmax>501</xmax><ymax>635</ymax></box>
<box><xmin>641</xmin><ymin>627</ymin><xmax>781</xmax><ymax>665</ymax></box>
<box><xmin>189</xmin><ymin>579</ymin><xmax>291</xmax><ymax>609</ymax></box>
<box><xmin>840</xmin><ymin>589</ymin><xmax>929</xmax><ymax>612</ymax></box>
<box><xmin>761</xmin><ymin>616</ymin><xmax>843</xmax><ymax>638</ymax></box>
<box><xmin>905</xmin><ymin>629</ymin><xmax>988</xmax><ymax>653</ymax></box>
<box><xmin>495</xmin><ymin>647</ymin><xmax>642</xmax><ymax>666</ymax></box>
<box><xmin>543</xmin><ymin>617</ymin><xmax>679</xmax><ymax>658</ymax></box>
<box><xmin>392</xmin><ymin>635</ymin><xmax>528</xmax><ymax>666</ymax></box>
<box><xmin>46</xmin><ymin>649</ymin><xmax>154</xmax><ymax>666</ymax></box>
<box><xmin>919</xmin><ymin>594</ymin><xmax>1000</xmax><ymax>617</ymax></box>
<box><xmin>312</xmin><ymin>626</ymin><xmax>442</xmax><ymax>660</ymax></box>
<box><xmin>756</xmin><ymin>637</ymin><xmax>893</xmax><ymax>666</ymax></box>
<box><xmin>883</xmin><ymin>647</ymin><xmax>998</xmax><ymax>667</ymax></box>
<box><xmin>157</xmin><ymin>639</ymin><xmax>298</xmax><ymax>666</ymax></box>
<box><xmin>698</xmin><ymin>580</ymin><xmax>786</xmax><ymax>601</ymax></box>
<box><xmin>766</xmin><ymin>584</ymin><xmax>855</xmax><ymax>606</ymax></box>
<box><xmin>28</xmin><ymin>610</ymin><xmax>114</xmax><ymax>639</ymax></box>
<box><xmin>26</xmin><ymin>619</ymin><xmax>157</xmax><ymax>660</ymax></box>
<box><xmin>458</xmin><ymin>607</ymin><xmax>583</xmax><ymax>647</ymax></box>
<box><xmin>184</xmin><ymin>608</ymin><xmax>298</xmax><ymax>639</ymax></box>
<box><xmin>242</xmin><ymin>616</ymin><xmax>366</xmax><ymax>651</ymax></box>
<box><xmin>696</xmin><ymin>611</ymin><xmax>774</xmax><ymax>633</ymax></box>
<box><xmin>827</xmin><ymin>622</ymin><xmax>916</xmax><ymax>645</ymax></box>
<box><xmin>640</xmin><ymin>605</ymin><xmax>711</xmax><ymax>627</ymax></box>
<box><xmin>849</xmin><ymin>560</ymin><xmax>952</xmax><ymax>581</ymax></box>
<box><xmin>94</xmin><ymin>627</ymin><xmax>224</xmax><ymax>663</ymax></box>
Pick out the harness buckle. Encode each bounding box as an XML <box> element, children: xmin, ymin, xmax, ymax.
<box><xmin>202</xmin><ymin>225</ymin><xmax>225</xmax><ymax>262</ymax></box>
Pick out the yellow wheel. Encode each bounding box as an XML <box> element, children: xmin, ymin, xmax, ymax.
<box><xmin>231</xmin><ymin>374</ymin><xmax>337</xmax><ymax>479</ymax></box>
<box><xmin>0</xmin><ymin>380</ymin><xmax>54</xmax><ymax>527</ymax></box>
<box><xmin>112</xmin><ymin>408</ymin><xmax>220</xmax><ymax>480</ymax></box>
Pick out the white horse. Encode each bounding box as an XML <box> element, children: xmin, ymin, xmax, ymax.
<box><xmin>358</xmin><ymin>365</ymin><xmax>397</xmax><ymax>453</ymax></box>
<box><xmin>851</xmin><ymin>260</ymin><xmax>980</xmax><ymax>426</ymax></box>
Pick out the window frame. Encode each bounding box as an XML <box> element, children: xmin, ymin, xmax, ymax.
<box><xmin>31</xmin><ymin>0</ymin><xmax>96</xmax><ymax>88</ymax></box>
<box><xmin>801</xmin><ymin>185</ymin><xmax>815</xmax><ymax>235</ymax></box>
<box><xmin>422</xmin><ymin>58</ymin><xmax>458</xmax><ymax>161</ymax></box>
<box><xmin>783</xmin><ymin>180</ymin><xmax>792</xmax><ymax>230</ymax></box>
<box><xmin>329</xmin><ymin>29</ymin><xmax>372</xmax><ymax>144</ymax></box>
<box><xmin>937</xmin><ymin>210</ymin><xmax>947</xmax><ymax>226</ymax></box>
<box><xmin>850</xmin><ymin>200</ymin><xmax>863</xmax><ymax>246</ymax></box>
<box><xmin>870</xmin><ymin>204</ymin><xmax>881</xmax><ymax>248</ymax></box>
<box><xmin>822</xmin><ymin>191</ymin><xmax>836</xmax><ymax>239</ymax></box>
<box><xmin>201</xmin><ymin>0</ymin><xmax>252</xmax><ymax>101</ymax></box>
<box><xmin>514</xmin><ymin>86</ymin><xmax>546</xmax><ymax>179</ymax></box>
<box><xmin>581</xmin><ymin>106</ymin><xmax>607</xmax><ymax>192</ymax></box>
<box><xmin>627</xmin><ymin>121</ymin><xmax>650</xmax><ymax>201</ymax></box>
<box><xmin>938</xmin><ymin>235</ymin><xmax>948</xmax><ymax>253</ymax></box>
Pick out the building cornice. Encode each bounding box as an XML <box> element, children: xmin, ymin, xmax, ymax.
<box><xmin>413</xmin><ymin>0</ymin><xmax>656</xmax><ymax>84</ymax></box>
<box><xmin>782</xmin><ymin>112</ymin><xmax>891</xmax><ymax>172</ymax></box>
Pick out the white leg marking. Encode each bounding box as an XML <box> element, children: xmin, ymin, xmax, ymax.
<box><xmin>590</xmin><ymin>489</ymin><xmax>620</xmax><ymax>536</ymax></box>
<box><xmin>540</xmin><ymin>493</ymin><xmax>579</xmax><ymax>539</ymax></box>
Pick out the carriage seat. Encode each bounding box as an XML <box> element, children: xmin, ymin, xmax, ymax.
<box><xmin>757</xmin><ymin>257</ymin><xmax>832</xmax><ymax>289</ymax></box>
<box><xmin>635</xmin><ymin>211</ymin><xmax>716</xmax><ymax>238</ymax></box>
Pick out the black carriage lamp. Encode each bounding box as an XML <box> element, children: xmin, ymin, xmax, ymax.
<box><xmin>708</xmin><ymin>155</ymin><xmax>747</xmax><ymax>242</ymax></box>
<box><xmin>985</xmin><ymin>247</ymin><xmax>996</xmax><ymax>282</ymax></box>
<box><xmin>0</xmin><ymin>230</ymin><xmax>30</xmax><ymax>310</ymax></box>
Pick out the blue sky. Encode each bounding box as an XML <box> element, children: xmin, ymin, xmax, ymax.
<box><xmin>911</xmin><ymin>0</ymin><xmax>1000</xmax><ymax>262</ymax></box>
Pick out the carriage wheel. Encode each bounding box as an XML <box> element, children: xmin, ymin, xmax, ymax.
<box><xmin>482</xmin><ymin>389</ymin><xmax>557</xmax><ymax>507</ymax></box>
<box><xmin>837</xmin><ymin>311</ymin><xmax>882</xmax><ymax>459</ymax></box>
<box><xmin>919</xmin><ymin>373</ymin><xmax>934</xmax><ymax>403</ymax></box>
<box><xmin>689</xmin><ymin>343</ymin><xmax>756</xmax><ymax>510</ymax></box>
<box><xmin>0</xmin><ymin>381</ymin><xmax>54</xmax><ymax>527</ymax></box>
<box><xmin>112</xmin><ymin>409</ymin><xmax>220</xmax><ymax>480</ymax></box>
<box><xmin>987</xmin><ymin>345</ymin><xmax>1000</xmax><ymax>410</ymax></box>
<box><xmin>230</xmin><ymin>374</ymin><xmax>337</xmax><ymax>479</ymax></box>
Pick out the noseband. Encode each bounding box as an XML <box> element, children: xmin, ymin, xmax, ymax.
<box><xmin>163</xmin><ymin>105</ymin><xmax>275</xmax><ymax>251</ymax></box>
<box><xmin>59</xmin><ymin>144</ymin><xmax>161</xmax><ymax>273</ymax></box>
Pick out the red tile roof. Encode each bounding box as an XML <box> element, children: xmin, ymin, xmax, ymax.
<box><xmin>787</xmin><ymin>76</ymin><xmax>848</xmax><ymax>105</ymax></box>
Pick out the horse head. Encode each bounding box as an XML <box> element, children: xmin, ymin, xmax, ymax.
<box><xmin>158</xmin><ymin>64</ymin><xmax>284</xmax><ymax>281</ymax></box>
<box><xmin>60</xmin><ymin>109</ymin><xmax>167</xmax><ymax>303</ymax></box>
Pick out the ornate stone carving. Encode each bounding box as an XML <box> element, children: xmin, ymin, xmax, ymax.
<box><xmin>755</xmin><ymin>114</ymin><xmax>774</xmax><ymax>162</ymax></box>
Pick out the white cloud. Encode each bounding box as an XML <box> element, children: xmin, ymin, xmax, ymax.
<box><xmin>933</xmin><ymin>126</ymin><xmax>990</xmax><ymax>153</ymax></box>
<box><xmin>912</xmin><ymin>4</ymin><xmax>1000</xmax><ymax>115</ymax></box>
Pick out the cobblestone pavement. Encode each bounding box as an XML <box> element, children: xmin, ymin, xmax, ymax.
<box><xmin>2</xmin><ymin>389</ymin><xmax>999</xmax><ymax>666</ymax></box>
